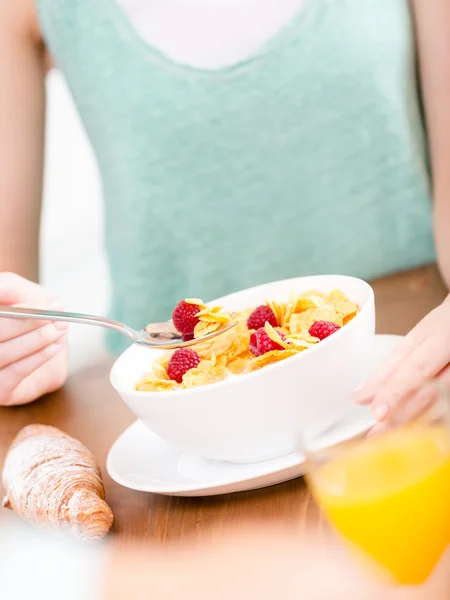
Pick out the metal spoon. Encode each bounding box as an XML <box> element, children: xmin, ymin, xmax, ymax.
<box><xmin>0</xmin><ymin>306</ymin><xmax>236</xmax><ymax>349</ymax></box>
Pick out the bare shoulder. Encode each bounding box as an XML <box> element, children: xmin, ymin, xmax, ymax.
<box><xmin>1</xmin><ymin>0</ymin><xmax>54</xmax><ymax>70</ymax></box>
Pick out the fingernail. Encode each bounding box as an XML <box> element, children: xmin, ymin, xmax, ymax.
<box><xmin>352</xmin><ymin>387</ymin><xmax>372</xmax><ymax>405</ymax></box>
<box><xmin>53</xmin><ymin>320</ymin><xmax>68</xmax><ymax>331</ymax></box>
<box><xmin>372</xmin><ymin>403</ymin><xmax>389</xmax><ymax>421</ymax></box>
<box><xmin>48</xmin><ymin>303</ymin><xmax>67</xmax><ymax>331</ymax></box>
<box><xmin>352</xmin><ymin>385</ymin><xmax>363</xmax><ymax>399</ymax></box>
<box><xmin>352</xmin><ymin>386</ymin><xmax>362</xmax><ymax>398</ymax></box>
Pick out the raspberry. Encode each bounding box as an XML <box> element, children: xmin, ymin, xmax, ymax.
<box><xmin>247</xmin><ymin>305</ymin><xmax>278</xmax><ymax>330</ymax></box>
<box><xmin>172</xmin><ymin>300</ymin><xmax>201</xmax><ymax>335</ymax></box>
<box><xmin>249</xmin><ymin>328</ymin><xmax>286</xmax><ymax>357</ymax></box>
<box><xmin>167</xmin><ymin>348</ymin><xmax>201</xmax><ymax>383</ymax></box>
<box><xmin>182</xmin><ymin>333</ymin><xmax>194</xmax><ymax>342</ymax></box>
<box><xmin>308</xmin><ymin>321</ymin><xmax>341</xmax><ymax>341</ymax></box>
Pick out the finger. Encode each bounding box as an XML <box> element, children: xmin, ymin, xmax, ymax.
<box><xmin>0</xmin><ymin>272</ymin><xmax>55</xmax><ymax>305</ymax></box>
<box><xmin>354</xmin><ymin>339</ymin><xmax>418</xmax><ymax>405</ymax></box>
<box><xmin>0</xmin><ymin>341</ymin><xmax>66</xmax><ymax>404</ymax></box>
<box><xmin>13</xmin><ymin>345</ymin><xmax>67</xmax><ymax>404</ymax></box>
<box><xmin>354</xmin><ymin>306</ymin><xmax>443</xmax><ymax>404</ymax></box>
<box><xmin>387</xmin><ymin>385</ymin><xmax>437</xmax><ymax>426</ymax></box>
<box><xmin>365</xmin><ymin>421</ymin><xmax>392</xmax><ymax>437</ymax></box>
<box><xmin>366</xmin><ymin>378</ymin><xmax>447</xmax><ymax>436</ymax></box>
<box><xmin>0</xmin><ymin>323</ymin><xmax>67</xmax><ymax>369</ymax></box>
<box><xmin>370</xmin><ymin>332</ymin><xmax>450</xmax><ymax>422</ymax></box>
<box><xmin>0</xmin><ymin>301</ymin><xmax>65</xmax><ymax>343</ymax></box>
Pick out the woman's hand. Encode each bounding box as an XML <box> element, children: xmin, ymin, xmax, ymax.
<box><xmin>0</xmin><ymin>272</ymin><xmax>68</xmax><ymax>406</ymax></box>
<box><xmin>354</xmin><ymin>295</ymin><xmax>450</xmax><ymax>425</ymax></box>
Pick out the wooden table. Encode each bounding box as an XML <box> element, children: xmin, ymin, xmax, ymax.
<box><xmin>0</xmin><ymin>265</ymin><xmax>447</xmax><ymax>548</ymax></box>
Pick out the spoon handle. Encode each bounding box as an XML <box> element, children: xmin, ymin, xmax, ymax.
<box><xmin>0</xmin><ymin>306</ymin><xmax>136</xmax><ymax>340</ymax></box>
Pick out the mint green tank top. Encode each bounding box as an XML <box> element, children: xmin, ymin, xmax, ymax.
<box><xmin>36</xmin><ymin>0</ymin><xmax>435</xmax><ymax>353</ymax></box>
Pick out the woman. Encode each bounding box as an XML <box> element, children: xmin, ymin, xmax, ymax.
<box><xmin>0</xmin><ymin>0</ymin><xmax>449</xmax><ymax>417</ymax></box>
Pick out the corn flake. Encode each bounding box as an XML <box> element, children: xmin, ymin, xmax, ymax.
<box><xmin>289</xmin><ymin>307</ymin><xmax>343</xmax><ymax>333</ymax></box>
<box><xmin>192</xmin><ymin>302</ymin><xmax>233</xmax><ymax>339</ymax></box>
<box><xmin>265</xmin><ymin>299</ymin><xmax>285</xmax><ymax>328</ymax></box>
<box><xmin>248</xmin><ymin>349</ymin><xmax>298</xmax><ymax>372</ymax></box>
<box><xmin>194</xmin><ymin>320</ymin><xmax>222</xmax><ymax>338</ymax></box>
<box><xmin>135</xmin><ymin>375</ymin><xmax>179</xmax><ymax>392</ymax></box>
<box><xmin>185</xmin><ymin>298</ymin><xmax>207</xmax><ymax>308</ymax></box>
<box><xmin>227</xmin><ymin>357</ymin><xmax>251</xmax><ymax>375</ymax></box>
<box><xmin>264</xmin><ymin>322</ymin><xmax>292</xmax><ymax>350</ymax></box>
<box><xmin>287</xmin><ymin>331</ymin><xmax>320</xmax><ymax>345</ymax></box>
<box><xmin>335</xmin><ymin>301</ymin><xmax>359</xmax><ymax>319</ymax></box>
<box><xmin>182</xmin><ymin>354</ymin><xmax>229</xmax><ymax>388</ymax></box>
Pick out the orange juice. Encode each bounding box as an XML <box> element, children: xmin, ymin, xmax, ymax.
<box><xmin>309</xmin><ymin>426</ymin><xmax>450</xmax><ymax>585</ymax></box>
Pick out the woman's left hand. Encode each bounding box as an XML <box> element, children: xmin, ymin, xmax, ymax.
<box><xmin>354</xmin><ymin>295</ymin><xmax>450</xmax><ymax>425</ymax></box>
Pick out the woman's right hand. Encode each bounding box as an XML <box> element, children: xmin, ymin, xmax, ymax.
<box><xmin>0</xmin><ymin>272</ymin><xmax>68</xmax><ymax>406</ymax></box>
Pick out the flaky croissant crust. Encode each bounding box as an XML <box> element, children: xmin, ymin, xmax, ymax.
<box><xmin>2</xmin><ymin>424</ymin><xmax>113</xmax><ymax>539</ymax></box>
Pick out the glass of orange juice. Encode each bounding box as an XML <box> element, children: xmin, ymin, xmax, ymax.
<box><xmin>305</xmin><ymin>379</ymin><xmax>450</xmax><ymax>586</ymax></box>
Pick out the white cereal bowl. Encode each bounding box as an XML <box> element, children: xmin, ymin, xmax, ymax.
<box><xmin>110</xmin><ymin>275</ymin><xmax>375</xmax><ymax>463</ymax></box>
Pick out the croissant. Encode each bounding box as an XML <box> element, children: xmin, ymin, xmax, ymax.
<box><xmin>2</xmin><ymin>424</ymin><xmax>114</xmax><ymax>539</ymax></box>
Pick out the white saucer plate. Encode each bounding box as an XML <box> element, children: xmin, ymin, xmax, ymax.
<box><xmin>107</xmin><ymin>335</ymin><xmax>403</xmax><ymax>497</ymax></box>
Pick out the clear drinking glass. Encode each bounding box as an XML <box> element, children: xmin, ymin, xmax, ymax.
<box><xmin>304</xmin><ymin>379</ymin><xmax>450</xmax><ymax>586</ymax></box>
